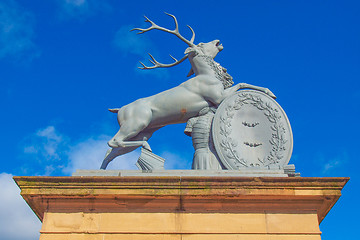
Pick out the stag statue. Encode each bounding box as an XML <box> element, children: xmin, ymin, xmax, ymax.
<box><xmin>100</xmin><ymin>13</ymin><xmax>275</xmax><ymax>169</ymax></box>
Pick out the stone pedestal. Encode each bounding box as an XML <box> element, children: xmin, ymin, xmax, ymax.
<box><xmin>14</xmin><ymin>176</ymin><xmax>348</xmax><ymax>240</ymax></box>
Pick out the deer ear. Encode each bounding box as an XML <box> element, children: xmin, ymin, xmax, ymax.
<box><xmin>187</xmin><ymin>68</ymin><xmax>195</xmax><ymax>77</ymax></box>
<box><xmin>184</xmin><ymin>47</ymin><xmax>197</xmax><ymax>55</ymax></box>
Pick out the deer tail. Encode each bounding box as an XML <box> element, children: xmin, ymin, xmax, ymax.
<box><xmin>108</xmin><ymin>108</ymin><xmax>120</xmax><ymax>113</ymax></box>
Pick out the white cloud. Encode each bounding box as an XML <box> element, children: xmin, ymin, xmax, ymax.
<box><xmin>64</xmin><ymin>135</ymin><xmax>139</xmax><ymax>174</ymax></box>
<box><xmin>22</xmin><ymin>125</ymin><xmax>68</xmax><ymax>175</ymax></box>
<box><xmin>23</xmin><ymin>145</ymin><xmax>37</xmax><ymax>154</ymax></box>
<box><xmin>0</xmin><ymin>173</ymin><xmax>41</xmax><ymax>240</ymax></box>
<box><xmin>24</xmin><ymin>126</ymin><xmax>67</xmax><ymax>166</ymax></box>
<box><xmin>36</xmin><ymin>126</ymin><xmax>64</xmax><ymax>159</ymax></box>
<box><xmin>0</xmin><ymin>0</ymin><xmax>39</xmax><ymax>61</ymax></box>
<box><xmin>57</xmin><ymin>0</ymin><xmax>111</xmax><ymax>20</ymax></box>
<box><xmin>66</xmin><ymin>0</ymin><xmax>86</xmax><ymax>6</ymax></box>
<box><xmin>322</xmin><ymin>160</ymin><xmax>340</xmax><ymax>173</ymax></box>
<box><xmin>37</xmin><ymin>126</ymin><xmax>62</xmax><ymax>141</ymax></box>
<box><xmin>318</xmin><ymin>151</ymin><xmax>348</xmax><ymax>176</ymax></box>
<box><xmin>322</xmin><ymin>157</ymin><xmax>343</xmax><ymax>174</ymax></box>
<box><xmin>62</xmin><ymin>0</ymin><xmax>90</xmax><ymax>15</ymax></box>
<box><xmin>23</xmin><ymin>125</ymin><xmax>140</xmax><ymax>175</ymax></box>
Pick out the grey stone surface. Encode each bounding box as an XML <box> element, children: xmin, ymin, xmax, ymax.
<box><xmin>212</xmin><ymin>90</ymin><xmax>293</xmax><ymax>170</ymax></box>
<box><xmin>73</xmin><ymin>169</ymin><xmax>294</xmax><ymax>177</ymax></box>
<box><xmin>136</xmin><ymin>148</ymin><xmax>165</xmax><ymax>170</ymax></box>
<box><xmin>100</xmin><ymin>13</ymin><xmax>275</xmax><ymax>170</ymax></box>
<box><xmin>284</xmin><ymin>164</ymin><xmax>300</xmax><ymax>177</ymax></box>
<box><xmin>185</xmin><ymin>107</ymin><xmax>222</xmax><ymax>170</ymax></box>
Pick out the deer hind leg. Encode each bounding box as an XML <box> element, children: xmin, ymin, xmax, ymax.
<box><xmin>101</xmin><ymin>128</ymin><xmax>160</xmax><ymax>169</ymax></box>
<box><xmin>100</xmin><ymin>145</ymin><xmax>138</xmax><ymax>169</ymax></box>
<box><xmin>101</xmin><ymin>148</ymin><xmax>116</xmax><ymax>169</ymax></box>
<box><xmin>108</xmin><ymin>105</ymin><xmax>153</xmax><ymax>150</ymax></box>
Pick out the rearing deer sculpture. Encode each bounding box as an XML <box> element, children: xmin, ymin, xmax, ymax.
<box><xmin>100</xmin><ymin>13</ymin><xmax>275</xmax><ymax>169</ymax></box>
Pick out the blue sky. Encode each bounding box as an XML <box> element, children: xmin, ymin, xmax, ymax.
<box><xmin>0</xmin><ymin>0</ymin><xmax>359</xmax><ymax>239</ymax></box>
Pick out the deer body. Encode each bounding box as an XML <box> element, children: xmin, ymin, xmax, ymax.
<box><xmin>119</xmin><ymin>56</ymin><xmax>229</xmax><ymax>122</ymax></box>
<box><xmin>100</xmin><ymin>14</ymin><xmax>275</xmax><ymax>169</ymax></box>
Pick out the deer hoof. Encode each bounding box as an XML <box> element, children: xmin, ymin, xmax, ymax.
<box><xmin>265</xmin><ymin>89</ymin><xmax>276</xmax><ymax>99</ymax></box>
<box><xmin>143</xmin><ymin>142</ymin><xmax>152</xmax><ymax>152</ymax></box>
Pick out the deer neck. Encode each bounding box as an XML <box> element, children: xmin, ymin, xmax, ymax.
<box><xmin>190</xmin><ymin>54</ymin><xmax>234</xmax><ymax>88</ymax></box>
<box><xmin>190</xmin><ymin>54</ymin><xmax>216</xmax><ymax>75</ymax></box>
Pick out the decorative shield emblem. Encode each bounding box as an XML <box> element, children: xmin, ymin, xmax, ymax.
<box><xmin>212</xmin><ymin>90</ymin><xmax>293</xmax><ymax>170</ymax></box>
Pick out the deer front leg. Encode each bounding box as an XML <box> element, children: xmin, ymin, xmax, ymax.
<box><xmin>237</xmin><ymin>83</ymin><xmax>276</xmax><ymax>99</ymax></box>
<box><xmin>205</xmin><ymin>82</ymin><xmax>276</xmax><ymax>107</ymax></box>
<box><xmin>205</xmin><ymin>83</ymin><xmax>243</xmax><ymax>106</ymax></box>
<box><xmin>222</xmin><ymin>83</ymin><xmax>244</xmax><ymax>99</ymax></box>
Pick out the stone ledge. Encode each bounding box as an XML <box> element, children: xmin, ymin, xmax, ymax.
<box><xmin>14</xmin><ymin>176</ymin><xmax>348</xmax><ymax>224</ymax></box>
<box><xmin>72</xmin><ymin>169</ymin><xmax>291</xmax><ymax>177</ymax></box>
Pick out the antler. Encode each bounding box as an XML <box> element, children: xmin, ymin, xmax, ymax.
<box><xmin>131</xmin><ymin>13</ymin><xmax>196</xmax><ymax>70</ymax></box>
<box><xmin>131</xmin><ymin>13</ymin><xmax>196</xmax><ymax>47</ymax></box>
<box><xmin>138</xmin><ymin>53</ymin><xmax>188</xmax><ymax>70</ymax></box>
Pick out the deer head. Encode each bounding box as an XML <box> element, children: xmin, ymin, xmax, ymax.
<box><xmin>185</xmin><ymin>40</ymin><xmax>223</xmax><ymax>58</ymax></box>
<box><xmin>131</xmin><ymin>13</ymin><xmax>223</xmax><ymax>71</ymax></box>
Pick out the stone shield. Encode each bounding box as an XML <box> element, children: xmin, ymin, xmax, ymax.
<box><xmin>212</xmin><ymin>90</ymin><xmax>293</xmax><ymax>170</ymax></box>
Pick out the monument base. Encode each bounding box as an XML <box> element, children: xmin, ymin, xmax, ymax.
<box><xmin>14</xmin><ymin>176</ymin><xmax>348</xmax><ymax>240</ymax></box>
